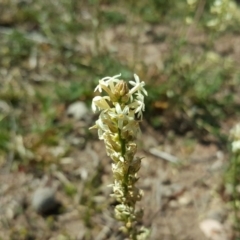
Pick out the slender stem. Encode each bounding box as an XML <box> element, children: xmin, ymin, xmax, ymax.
<box><xmin>233</xmin><ymin>154</ymin><xmax>240</xmax><ymax>233</ymax></box>
<box><xmin>118</xmin><ymin>128</ymin><xmax>129</xmax><ymax>196</ymax></box>
<box><xmin>117</xmin><ymin>127</ymin><xmax>138</xmax><ymax>239</ymax></box>
<box><xmin>118</xmin><ymin>128</ymin><xmax>126</xmax><ymax>156</ymax></box>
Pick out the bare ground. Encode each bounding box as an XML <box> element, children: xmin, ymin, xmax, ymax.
<box><xmin>0</xmin><ymin>122</ymin><xmax>234</xmax><ymax>240</ymax></box>
<box><xmin>0</xmin><ymin>9</ymin><xmax>240</xmax><ymax>239</ymax></box>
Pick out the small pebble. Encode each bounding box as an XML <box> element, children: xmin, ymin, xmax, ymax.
<box><xmin>32</xmin><ymin>187</ymin><xmax>59</xmax><ymax>215</ymax></box>
<box><xmin>67</xmin><ymin>101</ymin><xmax>89</xmax><ymax>121</ymax></box>
<box><xmin>178</xmin><ymin>193</ymin><xmax>193</xmax><ymax>206</ymax></box>
<box><xmin>199</xmin><ymin>219</ymin><xmax>227</xmax><ymax>240</ymax></box>
<box><xmin>169</xmin><ymin>200</ymin><xmax>178</xmax><ymax>208</ymax></box>
<box><xmin>206</xmin><ymin>208</ymin><xmax>227</xmax><ymax>223</ymax></box>
<box><xmin>162</xmin><ymin>183</ymin><xmax>185</xmax><ymax>198</ymax></box>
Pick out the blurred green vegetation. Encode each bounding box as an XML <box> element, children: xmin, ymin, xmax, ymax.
<box><xmin>1</xmin><ymin>0</ymin><xmax>240</xmax><ymax>237</ymax></box>
<box><xmin>0</xmin><ymin>0</ymin><xmax>240</xmax><ymax>173</ymax></box>
<box><xmin>225</xmin><ymin>153</ymin><xmax>240</xmax><ymax>236</ymax></box>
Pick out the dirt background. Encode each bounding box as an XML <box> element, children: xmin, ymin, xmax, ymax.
<box><xmin>1</xmin><ymin>1</ymin><xmax>240</xmax><ymax>240</ymax></box>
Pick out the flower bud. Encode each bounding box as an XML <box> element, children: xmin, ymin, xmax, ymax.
<box><xmin>113</xmin><ymin>81</ymin><xmax>130</xmax><ymax>102</ymax></box>
<box><xmin>129</xmin><ymin>157</ymin><xmax>142</xmax><ymax>174</ymax></box>
<box><xmin>114</xmin><ymin>81</ymin><xmax>129</xmax><ymax>96</ymax></box>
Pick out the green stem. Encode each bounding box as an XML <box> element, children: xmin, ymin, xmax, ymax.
<box><xmin>117</xmin><ymin>128</ymin><xmax>137</xmax><ymax>239</ymax></box>
<box><xmin>118</xmin><ymin>128</ymin><xmax>126</xmax><ymax>156</ymax></box>
<box><xmin>233</xmin><ymin>154</ymin><xmax>240</xmax><ymax>233</ymax></box>
<box><xmin>118</xmin><ymin>128</ymin><xmax>129</xmax><ymax>195</ymax></box>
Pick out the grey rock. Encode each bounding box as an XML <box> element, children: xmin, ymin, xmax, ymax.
<box><xmin>178</xmin><ymin>193</ymin><xmax>193</xmax><ymax>206</ymax></box>
<box><xmin>32</xmin><ymin>187</ymin><xmax>59</xmax><ymax>214</ymax></box>
<box><xmin>162</xmin><ymin>183</ymin><xmax>185</xmax><ymax>198</ymax></box>
<box><xmin>206</xmin><ymin>208</ymin><xmax>227</xmax><ymax>223</ymax></box>
<box><xmin>67</xmin><ymin>101</ymin><xmax>90</xmax><ymax>121</ymax></box>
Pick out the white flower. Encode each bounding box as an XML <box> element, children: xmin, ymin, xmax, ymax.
<box><xmin>128</xmin><ymin>74</ymin><xmax>148</xmax><ymax>97</ymax></box>
<box><xmin>108</xmin><ymin>103</ymin><xmax>131</xmax><ymax>129</ymax></box>
<box><xmin>94</xmin><ymin>74</ymin><xmax>121</xmax><ymax>91</ymax></box>
<box><xmin>105</xmin><ymin>146</ymin><xmax>124</xmax><ymax>162</ymax></box>
<box><xmin>232</xmin><ymin>140</ymin><xmax>240</xmax><ymax>153</ymax></box>
<box><xmin>121</xmin><ymin>120</ymin><xmax>140</xmax><ymax>139</ymax></box>
<box><xmin>134</xmin><ymin>94</ymin><xmax>145</xmax><ymax>118</ymax></box>
<box><xmin>94</xmin><ymin>74</ymin><xmax>122</xmax><ymax>100</ymax></box>
<box><xmin>104</xmin><ymin>133</ymin><xmax>121</xmax><ymax>152</ymax></box>
<box><xmin>112</xmin><ymin>162</ymin><xmax>125</xmax><ymax>179</ymax></box>
<box><xmin>112</xmin><ymin>180</ymin><xmax>125</xmax><ymax>197</ymax></box>
<box><xmin>94</xmin><ymin>118</ymin><xmax>109</xmax><ymax>139</ymax></box>
<box><xmin>230</xmin><ymin>123</ymin><xmax>240</xmax><ymax>140</ymax></box>
<box><xmin>128</xmin><ymin>93</ymin><xmax>145</xmax><ymax>119</ymax></box>
<box><xmin>91</xmin><ymin>96</ymin><xmax>111</xmax><ymax>112</ymax></box>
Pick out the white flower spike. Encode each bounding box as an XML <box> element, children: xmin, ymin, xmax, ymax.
<box><xmin>90</xmin><ymin>74</ymin><xmax>150</xmax><ymax>240</ymax></box>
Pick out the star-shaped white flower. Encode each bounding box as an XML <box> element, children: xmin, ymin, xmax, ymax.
<box><xmin>91</xmin><ymin>96</ymin><xmax>111</xmax><ymax>112</ymax></box>
<box><xmin>128</xmin><ymin>74</ymin><xmax>148</xmax><ymax>97</ymax></box>
<box><xmin>108</xmin><ymin>103</ymin><xmax>131</xmax><ymax>129</ymax></box>
<box><xmin>94</xmin><ymin>74</ymin><xmax>122</xmax><ymax>98</ymax></box>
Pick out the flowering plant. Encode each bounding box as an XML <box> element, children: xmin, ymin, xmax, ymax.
<box><xmin>226</xmin><ymin>123</ymin><xmax>240</xmax><ymax>233</ymax></box>
<box><xmin>186</xmin><ymin>0</ymin><xmax>240</xmax><ymax>31</ymax></box>
<box><xmin>207</xmin><ymin>0</ymin><xmax>240</xmax><ymax>31</ymax></box>
<box><xmin>90</xmin><ymin>74</ymin><xmax>149</xmax><ymax>239</ymax></box>
<box><xmin>230</xmin><ymin>124</ymin><xmax>240</xmax><ymax>153</ymax></box>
